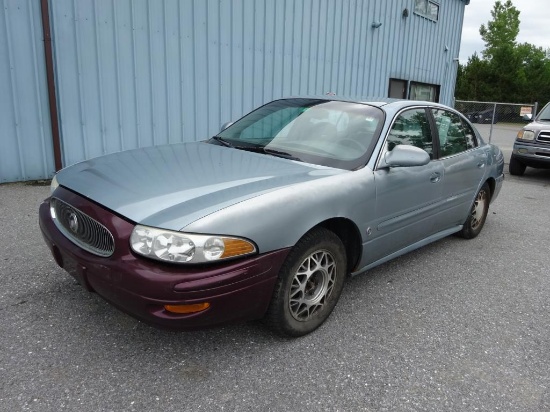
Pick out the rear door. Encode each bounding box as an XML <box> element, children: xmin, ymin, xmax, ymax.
<box><xmin>430</xmin><ymin>109</ymin><xmax>487</xmax><ymax>227</ymax></box>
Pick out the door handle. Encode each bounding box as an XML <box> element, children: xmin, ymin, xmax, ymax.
<box><xmin>477</xmin><ymin>153</ymin><xmax>488</xmax><ymax>168</ymax></box>
<box><xmin>430</xmin><ymin>172</ymin><xmax>441</xmax><ymax>183</ymax></box>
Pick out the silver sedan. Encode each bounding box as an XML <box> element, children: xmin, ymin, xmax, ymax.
<box><xmin>39</xmin><ymin>97</ymin><xmax>504</xmax><ymax>337</ymax></box>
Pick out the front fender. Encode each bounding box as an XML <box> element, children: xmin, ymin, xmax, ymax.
<box><xmin>183</xmin><ymin>169</ymin><xmax>376</xmax><ymax>254</ymax></box>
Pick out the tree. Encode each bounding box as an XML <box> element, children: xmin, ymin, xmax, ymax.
<box><xmin>515</xmin><ymin>43</ymin><xmax>550</xmax><ymax>104</ymax></box>
<box><xmin>456</xmin><ymin>0</ymin><xmax>550</xmax><ymax>107</ymax></box>
<box><xmin>455</xmin><ymin>53</ymin><xmax>492</xmax><ymax>100</ymax></box>
<box><xmin>478</xmin><ymin>1</ymin><xmax>522</xmax><ymax>101</ymax></box>
<box><xmin>479</xmin><ymin>0</ymin><xmax>520</xmax><ymax>60</ymax></box>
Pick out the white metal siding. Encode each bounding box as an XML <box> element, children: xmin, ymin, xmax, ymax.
<box><xmin>49</xmin><ymin>0</ymin><xmax>466</xmax><ymax>168</ymax></box>
<box><xmin>0</xmin><ymin>0</ymin><xmax>54</xmax><ymax>183</ymax></box>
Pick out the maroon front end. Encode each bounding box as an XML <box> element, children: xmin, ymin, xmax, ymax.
<box><xmin>39</xmin><ymin>187</ymin><xmax>289</xmax><ymax>330</ymax></box>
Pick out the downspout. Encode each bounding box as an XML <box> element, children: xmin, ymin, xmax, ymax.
<box><xmin>40</xmin><ymin>0</ymin><xmax>62</xmax><ymax>171</ymax></box>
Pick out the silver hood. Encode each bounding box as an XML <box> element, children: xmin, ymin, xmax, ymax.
<box><xmin>55</xmin><ymin>142</ymin><xmax>344</xmax><ymax>230</ymax></box>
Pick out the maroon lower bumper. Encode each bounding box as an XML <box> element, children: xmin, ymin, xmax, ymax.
<box><xmin>39</xmin><ymin>189</ymin><xmax>289</xmax><ymax>330</ymax></box>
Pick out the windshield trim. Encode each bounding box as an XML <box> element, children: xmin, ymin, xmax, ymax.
<box><xmin>536</xmin><ymin>103</ymin><xmax>550</xmax><ymax>122</ymax></box>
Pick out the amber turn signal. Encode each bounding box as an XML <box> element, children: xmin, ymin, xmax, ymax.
<box><xmin>164</xmin><ymin>302</ymin><xmax>210</xmax><ymax>314</ymax></box>
<box><xmin>221</xmin><ymin>238</ymin><xmax>256</xmax><ymax>258</ymax></box>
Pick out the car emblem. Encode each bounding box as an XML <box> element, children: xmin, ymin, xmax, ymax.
<box><xmin>68</xmin><ymin>212</ymin><xmax>79</xmax><ymax>233</ymax></box>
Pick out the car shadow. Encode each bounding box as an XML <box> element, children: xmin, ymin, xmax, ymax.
<box><xmin>507</xmin><ymin>168</ymin><xmax>550</xmax><ymax>184</ymax></box>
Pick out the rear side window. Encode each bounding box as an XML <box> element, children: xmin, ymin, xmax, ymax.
<box><xmin>432</xmin><ymin>109</ymin><xmax>476</xmax><ymax>157</ymax></box>
<box><xmin>460</xmin><ymin>118</ymin><xmax>478</xmax><ymax>149</ymax></box>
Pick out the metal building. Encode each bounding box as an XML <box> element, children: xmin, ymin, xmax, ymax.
<box><xmin>1</xmin><ymin>0</ymin><xmax>469</xmax><ymax>183</ymax></box>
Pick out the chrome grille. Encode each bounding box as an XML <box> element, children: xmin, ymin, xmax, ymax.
<box><xmin>50</xmin><ymin>197</ymin><xmax>115</xmax><ymax>257</ymax></box>
<box><xmin>537</xmin><ymin>131</ymin><xmax>550</xmax><ymax>143</ymax></box>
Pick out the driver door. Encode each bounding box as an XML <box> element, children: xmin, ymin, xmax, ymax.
<box><xmin>366</xmin><ymin>108</ymin><xmax>444</xmax><ymax>264</ymax></box>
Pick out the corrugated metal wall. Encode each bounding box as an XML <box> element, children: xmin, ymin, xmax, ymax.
<box><xmin>0</xmin><ymin>0</ymin><xmax>54</xmax><ymax>183</ymax></box>
<box><xmin>1</xmin><ymin>0</ymin><xmax>466</xmax><ymax>182</ymax></box>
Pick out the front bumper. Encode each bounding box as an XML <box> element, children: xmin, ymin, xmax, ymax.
<box><xmin>491</xmin><ymin>172</ymin><xmax>504</xmax><ymax>204</ymax></box>
<box><xmin>39</xmin><ymin>187</ymin><xmax>289</xmax><ymax>330</ymax></box>
<box><xmin>512</xmin><ymin>141</ymin><xmax>550</xmax><ymax>169</ymax></box>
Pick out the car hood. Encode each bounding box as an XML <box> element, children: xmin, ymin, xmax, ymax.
<box><xmin>55</xmin><ymin>142</ymin><xmax>345</xmax><ymax>230</ymax></box>
<box><xmin>525</xmin><ymin>119</ymin><xmax>550</xmax><ymax>130</ymax></box>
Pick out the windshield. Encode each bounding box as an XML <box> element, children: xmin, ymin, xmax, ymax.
<box><xmin>211</xmin><ymin>98</ymin><xmax>384</xmax><ymax>170</ymax></box>
<box><xmin>536</xmin><ymin>103</ymin><xmax>550</xmax><ymax>121</ymax></box>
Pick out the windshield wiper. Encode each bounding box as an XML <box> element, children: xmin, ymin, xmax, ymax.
<box><xmin>210</xmin><ymin>137</ymin><xmax>301</xmax><ymax>161</ymax></box>
<box><xmin>211</xmin><ymin>137</ymin><xmax>265</xmax><ymax>153</ymax></box>
<box><xmin>210</xmin><ymin>136</ymin><xmax>235</xmax><ymax>147</ymax></box>
<box><xmin>263</xmin><ymin>148</ymin><xmax>302</xmax><ymax>161</ymax></box>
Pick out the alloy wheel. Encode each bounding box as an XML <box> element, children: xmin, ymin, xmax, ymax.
<box><xmin>289</xmin><ymin>250</ymin><xmax>336</xmax><ymax>321</ymax></box>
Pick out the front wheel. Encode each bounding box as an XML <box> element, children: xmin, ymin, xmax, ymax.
<box><xmin>509</xmin><ymin>155</ymin><xmax>526</xmax><ymax>176</ymax></box>
<box><xmin>457</xmin><ymin>182</ymin><xmax>490</xmax><ymax>239</ymax></box>
<box><xmin>264</xmin><ymin>227</ymin><xmax>347</xmax><ymax>337</ymax></box>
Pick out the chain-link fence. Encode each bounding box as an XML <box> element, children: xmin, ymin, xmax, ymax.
<box><xmin>454</xmin><ymin>100</ymin><xmax>538</xmax><ymax>142</ymax></box>
<box><xmin>455</xmin><ymin>100</ymin><xmax>538</xmax><ymax>124</ymax></box>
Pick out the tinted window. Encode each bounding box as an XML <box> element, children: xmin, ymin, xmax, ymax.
<box><xmin>432</xmin><ymin>109</ymin><xmax>472</xmax><ymax>157</ymax></box>
<box><xmin>460</xmin><ymin>118</ymin><xmax>478</xmax><ymax>149</ymax></box>
<box><xmin>387</xmin><ymin>109</ymin><xmax>433</xmax><ymax>159</ymax></box>
<box><xmin>409</xmin><ymin>82</ymin><xmax>440</xmax><ymax>102</ymax></box>
<box><xmin>389</xmin><ymin>78</ymin><xmax>407</xmax><ymax>99</ymax></box>
<box><xmin>536</xmin><ymin>102</ymin><xmax>550</xmax><ymax>121</ymax></box>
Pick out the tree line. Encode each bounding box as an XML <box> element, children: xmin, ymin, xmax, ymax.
<box><xmin>455</xmin><ymin>0</ymin><xmax>550</xmax><ymax>108</ymax></box>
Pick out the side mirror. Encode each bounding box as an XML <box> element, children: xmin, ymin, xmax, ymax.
<box><xmin>220</xmin><ymin>121</ymin><xmax>233</xmax><ymax>132</ymax></box>
<box><xmin>379</xmin><ymin>144</ymin><xmax>430</xmax><ymax>168</ymax></box>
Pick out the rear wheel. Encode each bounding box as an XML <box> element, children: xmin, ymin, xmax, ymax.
<box><xmin>458</xmin><ymin>182</ymin><xmax>490</xmax><ymax>239</ymax></box>
<box><xmin>265</xmin><ymin>227</ymin><xmax>346</xmax><ymax>337</ymax></box>
<box><xmin>509</xmin><ymin>155</ymin><xmax>526</xmax><ymax>176</ymax></box>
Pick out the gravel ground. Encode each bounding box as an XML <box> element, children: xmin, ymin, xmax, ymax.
<box><xmin>1</xmin><ymin>169</ymin><xmax>549</xmax><ymax>412</ymax></box>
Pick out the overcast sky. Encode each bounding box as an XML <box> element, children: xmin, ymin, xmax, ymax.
<box><xmin>459</xmin><ymin>0</ymin><xmax>550</xmax><ymax>63</ymax></box>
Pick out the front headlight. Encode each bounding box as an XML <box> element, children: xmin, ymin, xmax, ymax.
<box><xmin>130</xmin><ymin>225</ymin><xmax>257</xmax><ymax>264</ymax></box>
<box><xmin>517</xmin><ymin>130</ymin><xmax>535</xmax><ymax>141</ymax></box>
<box><xmin>50</xmin><ymin>174</ymin><xmax>59</xmax><ymax>194</ymax></box>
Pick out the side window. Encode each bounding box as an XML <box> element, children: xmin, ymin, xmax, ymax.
<box><xmin>387</xmin><ymin>109</ymin><xmax>433</xmax><ymax>159</ymax></box>
<box><xmin>460</xmin><ymin>118</ymin><xmax>478</xmax><ymax>149</ymax></box>
<box><xmin>432</xmin><ymin>109</ymin><xmax>470</xmax><ymax>157</ymax></box>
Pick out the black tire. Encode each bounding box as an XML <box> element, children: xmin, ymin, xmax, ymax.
<box><xmin>457</xmin><ymin>182</ymin><xmax>490</xmax><ymax>239</ymax></box>
<box><xmin>509</xmin><ymin>155</ymin><xmax>526</xmax><ymax>176</ymax></box>
<box><xmin>265</xmin><ymin>227</ymin><xmax>347</xmax><ymax>337</ymax></box>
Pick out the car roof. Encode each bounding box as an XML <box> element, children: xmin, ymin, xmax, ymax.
<box><xmin>282</xmin><ymin>95</ymin><xmax>452</xmax><ymax>111</ymax></box>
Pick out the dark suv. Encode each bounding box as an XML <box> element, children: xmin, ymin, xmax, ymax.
<box><xmin>510</xmin><ymin>102</ymin><xmax>550</xmax><ymax>175</ymax></box>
